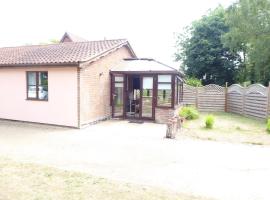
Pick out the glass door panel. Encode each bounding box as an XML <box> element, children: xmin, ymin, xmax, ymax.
<box><xmin>126</xmin><ymin>75</ymin><xmax>141</xmax><ymax>119</ymax></box>
<box><xmin>142</xmin><ymin>76</ymin><xmax>153</xmax><ymax>118</ymax></box>
<box><xmin>112</xmin><ymin>75</ymin><xmax>124</xmax><ymax>117</ymax></box>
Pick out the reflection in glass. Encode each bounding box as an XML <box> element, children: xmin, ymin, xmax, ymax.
<box><xmin>114</xmin><ymin>82</ymin><xmax>124</xmax><ymax>116</ymax></box>
<box><xmin>27</xmin><ymin>72</ymin><xmax>37</xmax><ymax>98</ymax></box>
<box><xmin>157</xmin><ymin>83</ymin><xmax>172</xmax><ymax>106</ymax></box>
<box><xmin>142</xmin><ymin>77</ymin><xmax>153</xmax><ymax>118</ymax></box>
<box><xmin>38</xmin><ymin>72</ymin><xmax>48</xmax><ymax>100</ymax></box>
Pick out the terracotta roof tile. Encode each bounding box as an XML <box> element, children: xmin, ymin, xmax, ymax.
<box><xmin>0</xmin><ymin>39</ymin><xmax>128</xmax><ymax>66</ymax></box>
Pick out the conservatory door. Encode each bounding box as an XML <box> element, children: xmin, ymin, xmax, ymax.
<box><xmin>112</xmin><ymin>74</ymin><xmax>125</xmax><ymax>118</ymax></box>
<box><xmin>141</xmin><ymin>76</ymin><xmax>154</xmax><ymax>119</ymax></box>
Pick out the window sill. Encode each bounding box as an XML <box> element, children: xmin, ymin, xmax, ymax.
<box><xmin>26</xmin><ymin>98</ymin><xmax>48</xmax><ymax>102</ymax></box>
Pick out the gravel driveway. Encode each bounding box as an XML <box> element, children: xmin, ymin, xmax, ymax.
<box><xmin>0</xmin><ymin>119</ymin><xmax>270</xmax><ymax>200</ymax></box>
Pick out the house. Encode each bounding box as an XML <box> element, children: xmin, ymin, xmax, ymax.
<box><xmin>0</xmin><ymin>33</ymin><xmax>183</xmax><ymax>128</ymax></box>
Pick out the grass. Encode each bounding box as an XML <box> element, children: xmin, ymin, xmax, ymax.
<box><xmin>0</xmin><ymin>157</ymin><xmax>208</xmax><ymax>200</ymax></box>
<box><xmin>181</xmin><ymin>112</ymin><xmax>270</xmax><ymax>145</ymax></box>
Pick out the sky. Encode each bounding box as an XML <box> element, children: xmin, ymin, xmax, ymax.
<box><xmin>0</xmin><ymin>0</ymin><xmax>235</xmax><ymax>68</ymax></box>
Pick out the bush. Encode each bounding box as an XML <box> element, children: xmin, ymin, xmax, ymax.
<box><xmin>179</xmin><ymin>106</ymin><xmax>199</xmax><ymax>120</ymax></box>
<box><xmin>267</xmin><ymin>119</ymin><xmax>270</xmax><ymax>133</ymax></box>
<box><xmin>185</xmin><ymin>77</ymin><xmax>202</xmax><ymax>87</ymax></box>
<box><xmin>205</xmin><ymin>115</ymin><xmax>215</xmax><ymax>129</ymax></box>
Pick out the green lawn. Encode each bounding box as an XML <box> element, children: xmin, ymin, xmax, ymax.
<box><xmin>181</xmin><ymin>112</ymin><xmax>270</xmax><ymax>145</ymax></box>
<box><xmin>0</xmin><ymin>157</ymin><xmax>208</xmax><ymax>200</ymax></box>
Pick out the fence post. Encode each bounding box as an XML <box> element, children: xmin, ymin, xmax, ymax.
<box><xmin>242</xmin><ymin>83</ymin><xmax>247</xmax><ymax>116</ymax></box>
<box><xmin>195</xmin><ymin>85</ymin><xmax>199</xmax><ymax>109</ymax></box>
<box><xmin>267</xmin><ymin>82</ymin><xmax>270</xmax><ymax>119</ymax></box>
<box><xmin>225</xmin><ymin>82</ymin><xmax>228</xmax><ymax>112</ymax></box>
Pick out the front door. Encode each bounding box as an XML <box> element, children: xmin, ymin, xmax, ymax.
<box><xmin>112</xmin><ymin>74</ymin><xmax>125</xmax><ymax>118</ymax></box>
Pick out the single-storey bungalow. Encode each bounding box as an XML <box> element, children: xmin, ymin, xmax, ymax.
<box><xmin>0</xmin><ymin>33</ymin><xmax>184</xmax><ymax>128</ymax></box>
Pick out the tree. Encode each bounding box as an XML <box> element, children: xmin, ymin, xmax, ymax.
<box><xmin>175</xmin><ymin>7</ymin><xmax>241</xmax><ymax>85</ymax></box>
<box><xmin>223</xmin><ymin>0</ymin><xmax>270</xmax><ymax>85</ymax></box>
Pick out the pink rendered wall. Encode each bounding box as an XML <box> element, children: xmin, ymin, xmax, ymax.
<box><xmin>0</xmin><ymin>67</ymin><xmax>78</xmax><ymax>127</ymax></box>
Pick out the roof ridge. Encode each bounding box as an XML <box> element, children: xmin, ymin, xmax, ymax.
<box><xmin>0</xmin><ymin>38</ymin><xmax>128</xmax><ymax>50</ymax></box>
<box><xmin>0</xmin><ymin>38</ymin><xmax>133</xmax><ymax>66</ymax></box>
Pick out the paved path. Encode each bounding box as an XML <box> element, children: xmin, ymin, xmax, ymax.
<box><xmin>0</xmin><ymin>119</ymin><xmax>270</xmax><ymax>200</ymax></box>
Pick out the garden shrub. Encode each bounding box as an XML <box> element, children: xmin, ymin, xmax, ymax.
<box><xmin>205</xmin><ymin>115</ymin><xmax>215</xmax><ymax>129</ymax></box>
<box><xmin>267</xmin><ymin>119</ymin><xmax>270</xmax><ymax>133</ymax></box>
<box><xmin>179</xmin><ymin>106</ymin><xmax>199</xmax><ymax>120</ymax></box>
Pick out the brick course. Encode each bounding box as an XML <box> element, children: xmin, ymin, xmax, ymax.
<box><xmin>155</xmin><ymin>105</ymin><xmax>182</xmax><ymax>124</ymax></box>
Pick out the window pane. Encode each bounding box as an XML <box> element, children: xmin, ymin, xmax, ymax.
<box><xmin>115</xmin><ymin>82</ymin><xmax>123</xmax><ymax>87</ymax></box>
<box><xmin>158</xmin><ymin>75</ymin><xmax>171</xmax><ymax>83</ymax></box>
<box><xmin>142</xmin><ymin>77</ymin><xmax>153</xmax><ymax>89</ymax></box>
<box><xmin>142</xmin><ymin>77</ymin><xmax>153</xmax><ymax>118</ymax></box>
<box><xmin>39</xmin><ymin>72</ymin><xmax>48</xmax><ymax>85</ymax></box>
<box><xmin>27</xmin><ymin>72</ymin><xmax>36</xmax><ymax>85</ymax></box>
<box><xmin>114</xmin><ymin>82</ymin><xmax>124</xmax><ymax>116</ymax></box>
<box><xmin>175</xmin><ymin>79</ymin><xmax>178</xmax><ymax>105</ymax></box>
<box><xmin>27</xmin><ymin>72</ymin><xmax>36</xmax><ymax>98</ymax></box>
<box><xmin>178</xmin><ymin>82</ymin><xmax>181</xmax><ymax>104</ymax></box>
<box><xmin>28</xmin><ymin>85</ymin><xmax>37</xmax><ymax>98</ymax></box>
<box><xmin>38</xmin><ymin>72</ymin><xmax>48</xmax><ymax>100</ymax></box>
<box><xmin>115</xmin><ymin>76</ymin><xmax>124</xmax><ymax>82</ymax></box>
<box><xmin>158</xmin><ymin>83</ymin><xmax>171</xmax><ymax>90</ymax></box>
<box><xmin>179</xmin><ymin>83</ymin><xmax>183</xmax><ymax>102</ymax></box>
<box><xmin>157</xmin><ymin>83</ymin><xmax>172</xmax><ymax>106</ymax></box>
<box><xmin>39</xmin><ymin>85</ymin><xmax>48</xmax><ymax>100</ymax></box>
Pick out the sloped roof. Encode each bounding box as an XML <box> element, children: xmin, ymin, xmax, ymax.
<box><xmin>0</xmin><ymin>39</ymin><xmax>135</xmax><ymax>66</ymax></box>
<box><xmin>111</xmin><ymin>58</ymin><xmax>183</xmax><ymax>76</ymax></box>
<box><xmin>60</xmin><ymin>32</ymin><xmax>88</xmax><ymax>43</ymax></box>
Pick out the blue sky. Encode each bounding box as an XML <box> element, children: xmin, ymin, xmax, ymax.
<box><xmin>0</xmin><ymin>0</ymin><xmax>235</xmax><ymax>68</ymax></box>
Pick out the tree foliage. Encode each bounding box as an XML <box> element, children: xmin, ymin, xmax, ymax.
<box><xmin>223</xmin><ymin>0</ymin><xmax>270</xmax><ymax>85</ymax></box>
<box><xmin>176</xmin><ymin>1</ymin><xmax>270</xmax><ymax>86</ymax></box>
<box><xmin>175</xmin><ymin>7</ymin><xmax>241</xmax><ymax>85</ymax></box>
<box><xmin>185</xmin><ymin>77</ymin><xmax>202</xmax><ymax>87</ymax></box>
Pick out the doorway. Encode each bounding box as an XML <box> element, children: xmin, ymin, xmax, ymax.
<box><xmin>111</xmin><ymin>73</ymin><xmax>155</xmax><ymax>120</ymax></box>
<box><xmin>125</xmin><ymin>75</ymin><xmax>154</xmax><ymax>119</ymax></box>
<box><xmin>126</xmin><ymin>75</ymin><xmax>141</xmax><ymax>118</ymax></box>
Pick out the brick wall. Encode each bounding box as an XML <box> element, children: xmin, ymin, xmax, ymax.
<box><xmin>155</xmin><ymin>105</ymin><xmax>182</xmax><ymax>124</ymax></box>
<box><xmin>79</xmin><ymin>46</ymin><xmax>133</xmax><ymax>126</ymax></box>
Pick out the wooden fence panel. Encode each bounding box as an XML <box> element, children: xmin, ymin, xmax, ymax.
<box><xmin>183</xmin><ymin>83</ymin><xmax>270</xmax><ymax>119</ymax></box>
<box><xmin>198</xmin><ymin>84</ymin><xmax>225</xmax><ymax>112</ymax></box>
<box><xmin>183</xmin><ymin>84</ymin><xmax>197</xmax><ymax>106</ymax></box>
<box><xmin>227</xmin><ymin>84</ymin><xmax>244</xmax><ymax>115</ymax></box>
<box><xmin>243</xmin><ymin>84</ymin><xmax>268</xmax><ymax>119</ymax></box>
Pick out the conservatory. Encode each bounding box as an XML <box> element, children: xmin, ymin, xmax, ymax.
<box><xmin>110</xmin><ymin>58</ymin><xmax>184</xmax><ymax>123</ymax></box>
